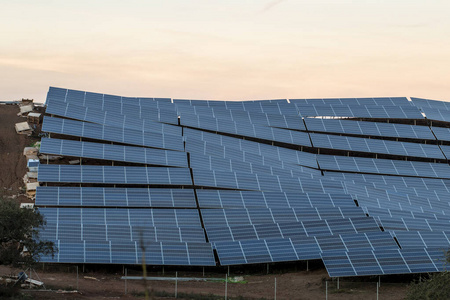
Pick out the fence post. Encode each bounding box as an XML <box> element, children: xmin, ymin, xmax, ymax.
<box><xmin>337</xmin><ymin>277</ymin><xmax>339</xmax><ymax>289</ymax></box>
<box><xmin>175</xmin><ymin>271</ymin><xmax>178</xmax><ymax>298</ymax></box>
<box><xmin>325</xmin><ymin>281</ymin><xmax>328</xmax><ymax>300</ymax></box>
<box><xmin>76</xmin><ymin>266</ymin><xmax>79</xmax><ymax>291</ymax></box>
<box><xmin>377</xmin><ymin>281</ymin><xmax>379</xmax><ymax>300</ymax></box>
<box><xmin>225</xmin><ymin>273</ymin><xmax>228</xmax><ymax>300</ymax></box>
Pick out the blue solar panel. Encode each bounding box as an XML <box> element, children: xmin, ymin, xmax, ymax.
<box><xmin>36</xmin><ymin>87</ymin><xmax>450</xmax><ymax>274</ymax></box>
<box><xmin>311</xmin><ymin>133</ymin><xmax>445</xmax><ymax>160</ymax></box>
<box><xmin>40</xmin><ymin>240</ymin><xmax>215</xmax><ymax>266</ymax></box>
<box><xmin>40</xmin><ymin>138</ymin><xmax>188</xmax><ymax>167</ymax></box>
<box><xmin>42</xmin><ymin>116</ymin><xmax>184</xmax><ymax>151</ymax></box>
<box><xmin>36</xmin><ymin>186</ymin><xmax>196</xmax><ymax>208</ymax></box>
<box><xmin>38</xmin><ymin>165</ymin><xmax>192</xmax><ymax>185</ymax></box>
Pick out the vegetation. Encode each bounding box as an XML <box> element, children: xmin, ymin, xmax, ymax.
<box><xmin>0</xmin><ymin>197</ymin><xmax>55</xmax><ymax>268</ymax></box>
<box><xmin>406</xmin><ymin>250</ymin><xmax>450</xmax><ymax>300</ymax></box>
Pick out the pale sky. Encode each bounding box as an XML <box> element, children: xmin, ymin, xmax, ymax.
<box><xmin>1</xmin><ymin>0</ymin><xmax>449</xmax><ymax>102</ymax></box>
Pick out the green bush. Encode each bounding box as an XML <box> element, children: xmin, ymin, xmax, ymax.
<box><xmin>406</xmin><ymin>272</ymin><xmax>450</xmax><ymax>300</ymax></box>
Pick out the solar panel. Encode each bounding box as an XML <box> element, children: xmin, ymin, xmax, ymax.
<box><xmin>41</xmin><ymin>137</ymin><xmax>188</xmax><ymax>167</ymax></box>
<box><xmin>310</xmin><ymin>133</ymin><xmax>445</xmax><ymax>160</ymax></box>
<box><xmin>38</xmin><ymin>165</ymin><xmax>192</xmax><ymax>185</ymax></box>
<box><xmin>36</xmin><ymin>87</ymin><xmax>450</xmax><ymax>275</ymax></box>
<box><xmin>36</xmin><ymin>187</ymin><xmax>197</xmax><ymax>208</ymax></box>
<box><xmin>318</xmin><ymin>155</ymin><xmax>450</xmax><ymax>179</ymax></box>
<box><xmin>43</xmin><ymin>116</ymin><xmax>184</xmax><ymax>151</ymax></box>
<box><xmin>305</xmin><ymin>118</ymin><xmax>435</xmax><ymax>140</ymax></box>
<box><xmin>40</xmin><ymin>240</ymin><xmax>215</xmax><ymax>266</ymax></box>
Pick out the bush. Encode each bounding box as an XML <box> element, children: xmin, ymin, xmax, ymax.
<box><xmin>406</xmin><ymin>272</ymin><xmax>450</xmax><ymax>300</ymax></box>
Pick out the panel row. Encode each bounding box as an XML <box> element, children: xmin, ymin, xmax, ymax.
<box><xmin>184</xmin><ymin>129</ymin><xmax>318</xmax><ymax>168</ymax></box>
<box><xmin>305</xmin><ymin>118</ymin><xmax>435</xmax><ymax>140</ymax></box>
<box><xmin>213</xmin><ymin>231</ymin><xmax>400</xmax><ymax>266</ymax></box>
<box><xmin>293</xmin><ymin>104</ymin><xmax>423</xmax><ymax>119</ymax></box>
<box><xmin>46</xmin><ymin>90</ymin><xmax>177</xmax><ymax>125</ymax></box>
<box><xmin>48</xmin><ymin>86</ymin><xmax>171</xmax><ymax>104</ymax></box>
<box><xmin>180</xmin><ymin>112</ymin><xmax>312</xmax><ymax>147</ymax></box>
<box><xmin>36</xmin><ymin>187</ymin><xmax>197</xmax><ymax>208</ymax></box>
<box><xmin>201</xmin><ymin>208</ymin><xmax>375</xmax><ymax>229</ymax></box>
<box><xmin>311</xmin><ymin>133</ymin><xmax>445</xmax><ymax>160</ymax></box>
<box><xmin>176</xmin><ymin>105</ymin><xmax>305</xmax><ymax>130</ymax></box>
<box><xmin>42</xmin><ymin>116</ymin><xmax>184</xmax><ymax>151</ymax></box>
<box><xmin>189</xmin><ymin>151</ymin><xmax>319</xmax><ymax>178</ymax></box>
<box><xmin>411</xmin><ymin>97</ymin><xmax>450</xmax><ymax>111</ymax></box>
<box><xmin>290</xmin><ymin>97</ymin><xmax>411</xmax><ymax>106</ymax></box>
<box><xmin>173</xmin><ymin>98</ymin><xmax>294</xmax><ymax>114</ymax></box>
<box><xmin>40</xmin><ymin>138</ymin><xmax>188</xmax><ymax>167</ymax></box>
<box><xmin>40</xmin><ymin>223</ymin><xmax>206</xmax><ymax>243</ymax></box>
<box><xmin>318</xmin><ymin>155</ymin><xmax>450</xmax><ymax>178</ymax></box>
<box><xmin>38</xmin><ymin>207</ymin><xmax>202</xmax><ymax>227</ymax></box>
<box><xmin>321</xmin><ymin>247</ymin><xmax>444</xmax><ymax>277</ymax></box>
<box><xmin>46</xmin><ymin>97</ymin><xmax>180</xmax><ymax>131</ymax></box>
<box><xmin>40</xmin><ymin>240</ymin><xmax>216</xmax><ymax>266</ymax></box>
<box><xmin>38</xmin><ymin>165</ymin><xmax>192</xmax><ymax>185</ymax></box>
<box><xmin>193</xmin><ymin>168</ymin><xmax>345</xmax><ymax>193</ymax></box>
<box><xmin>196</xmin><ymin>190</ymin><xmax>355</xmax><ymax>209</ymax></box>
<box><xmin>205</xmin><ymin>219</ymin><xmax>388</xmax><ymax>242</ymax></box>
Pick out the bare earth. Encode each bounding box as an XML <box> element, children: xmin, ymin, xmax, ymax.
<box><xmin>0</xmin><ymin>265</ymin><xmax>408</xmax><ymax>300</ymax></box>
<box><xmin>0</xmin><ymin>104</ymin><xmax>38</xmax><ymax>201</ymax></box>
<box><xmin>0</xmin><ymin>104</ymin><xmax>408</xmax><ymax>299</ymax></box>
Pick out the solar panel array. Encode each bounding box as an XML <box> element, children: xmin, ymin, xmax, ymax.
<box><xmin>36</xmin><ymin>88</ymin><xmax>450</xmax><ymax>276</ymax></box>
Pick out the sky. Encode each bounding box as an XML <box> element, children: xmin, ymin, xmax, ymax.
<box><xmin>1</xmin><ymin>0</ymin><xmax>449</xmax><ymax>102</ymax></box>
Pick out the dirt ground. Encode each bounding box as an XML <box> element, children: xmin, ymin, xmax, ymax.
<box><xmin>0</xmin><ymin>104</ymin><xmax>38</xmax><ymax>201</ymax></box>
<box><xmin>0</xmin><ymin>104</ymin><xmax>409</xmax><ymax>299</ymax></box>
<box><xmin>0</xmin><ymin>265</ymin><xmax>409</xmax><ymax>300</ymax></box>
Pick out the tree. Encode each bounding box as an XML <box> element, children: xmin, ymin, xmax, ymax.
<box><xmin>0</xmin><ymin>197</ymin><xmax>55</xmax><ymax>268</ymax></box>
<box><xmin>406</xmin><ymin>250</ymin><xmax>450</xmax><ymax>300</ymax></box>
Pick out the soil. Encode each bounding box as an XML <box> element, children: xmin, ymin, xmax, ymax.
<box><xmin>0</xmin><ymin>104</ymin><xmax>38</xmax><ymax>202</ymax></box>
<box><xmin>0</xmin><ymin>265</ymin><xmax>408</xmax><ymax>300</ymax></box>
<box><xmin>0</xmin><ymin>104</ymin><xmax>409</xmax><ymax>299</ymax></box>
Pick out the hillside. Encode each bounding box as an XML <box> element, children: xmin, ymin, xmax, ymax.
<box><xmin>0</xmin><ymin>102</ymin><xmax>411</xmax><ymax>299</ymax></box>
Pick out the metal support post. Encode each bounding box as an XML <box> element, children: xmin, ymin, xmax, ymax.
<box><xmin>377</xmin><ymin>281</ymin><xmax>379</xmax><ymax>300</ymax></box>
<box><xmin>125</xmin><ymin>268</ymin><xmax>127</xmax><ymax>294</ymax></box>
<box><xmin>225</xmin><ymin>273</ymin><xmax>228</xmax><ymax>300</ymax></box>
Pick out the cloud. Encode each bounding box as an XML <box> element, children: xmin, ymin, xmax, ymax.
<box><xmin>261</xmin><ymin>0</ymin><xmax>286</xmax><ymax>13</ymax></box>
